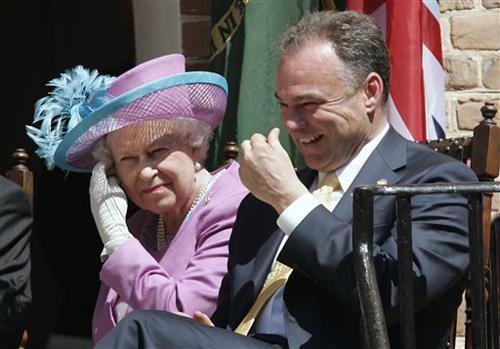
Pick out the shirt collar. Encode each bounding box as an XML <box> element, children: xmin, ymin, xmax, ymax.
<box><xmin>316</xmin><ymin>123</ymin><xmax>390</xmax><ymax>192</ymax></box>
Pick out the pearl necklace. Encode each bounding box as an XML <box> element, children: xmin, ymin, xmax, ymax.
<box><xmin>156</xmin><ymin>169</ymin><xmax>212</xmax><ymax>250</ymax></box>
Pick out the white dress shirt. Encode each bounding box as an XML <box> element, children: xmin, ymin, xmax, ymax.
<box><xmin>273</xmin><ymin>124</ymin><xmax>390</xmax><ymax>265</ymax></box>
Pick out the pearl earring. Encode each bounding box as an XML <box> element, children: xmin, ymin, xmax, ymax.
<box><xmin>194</xmin><ymin>162</ymin><xmax>202</xmax><ymax>171</ymax></box>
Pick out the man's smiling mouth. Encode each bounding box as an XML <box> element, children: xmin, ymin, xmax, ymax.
<box><xmin>300</xmin><ymin>134</ymin><xmax>323</xmax><ymax>145</ymax></box>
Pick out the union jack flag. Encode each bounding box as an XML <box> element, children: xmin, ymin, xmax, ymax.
<box><xmin>347</xmin><ymin>0</ymin><xmax>446</xmax><ymax>141</ymax></box>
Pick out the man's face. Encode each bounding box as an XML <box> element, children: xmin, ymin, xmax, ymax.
<box><xmin>276</xmin><ymin>41</ymin><xmax>375</xmax><ymax>172</ymax></box>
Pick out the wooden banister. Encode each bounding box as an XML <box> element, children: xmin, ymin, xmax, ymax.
<box><xmin>5</xmin><ymin>148</ymin><xmax>33</xmax><ymax>203</ymax></box>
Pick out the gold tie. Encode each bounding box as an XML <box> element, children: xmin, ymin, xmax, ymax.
<box><xmin>312</xmin><ymin>172</ymin><xmax>341</xmax><ymax>212</ymax></box>
<box><xmin>234</xmin><ymin>172</ymin><xmax>340</xmax><ymax>336</ymax></box>
<box><xmin>234</xmin><ymin>261</ymin><xmax>293</xmax><ymax>335</ymax></box>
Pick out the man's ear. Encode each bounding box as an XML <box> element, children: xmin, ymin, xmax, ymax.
<box><xmin>362</xmin><ymin>72</ymin><xmax>383</xmax><ymax>113</ymax></box>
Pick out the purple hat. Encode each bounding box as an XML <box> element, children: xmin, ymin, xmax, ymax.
<box><xmin>26</xmin><ymin>54</ymin><xmax>228</xmax><ymax>172</ymax></box>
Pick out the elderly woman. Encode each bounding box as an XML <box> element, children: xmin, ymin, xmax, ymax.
<box><xmin>26</xmin><ymin>54</ymin><xmax>248</xmax><ymax>342</ymax></box>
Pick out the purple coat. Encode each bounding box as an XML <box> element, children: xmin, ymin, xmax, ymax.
<box><xmin>91</xmin><ymin>161</ymin><xmax>248</xmax><ymax>342</ymax></box>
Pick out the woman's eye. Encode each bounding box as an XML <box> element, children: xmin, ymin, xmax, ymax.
<box><xmin>150</xmin><ymin>148</ymin><xmax>170</xmax><ymax>157</ymax></box>
<box><xmin>120</xmin><ymin>156</ymin><xmax>135</xmax><ymax>162</ymax></box>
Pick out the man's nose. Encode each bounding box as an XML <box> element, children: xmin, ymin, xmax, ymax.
<box><xmin>283</xmin><ymin>111</ymin><xmax>307</xmax><ymax>132</ymax></box>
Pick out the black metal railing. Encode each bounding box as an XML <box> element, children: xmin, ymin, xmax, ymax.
<box><xmin>353</xmin><ymin>181</ymin><xmax>500</xmax><ymax>349</ymax></box>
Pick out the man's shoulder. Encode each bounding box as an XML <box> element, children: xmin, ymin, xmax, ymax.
<box><xmin>0</xmin><ymin>175</ymin><xmax>30</xmax><ymax>207</ymax></box>
<box><xmin>384</xmin><ymin>127</ymin><xmax>469</xmax><ymax>167</ymax></box>
<box><xmin>376</xmin><ymin>129</ymin><xmax>477</xmax><ymax>182</ymax></box>
<box><xmin>405</xmin><ymin>141</ymin><xmax>477</xmax><ymax>181</ymax></box>
<box><xmin>238</xmin><ymin>192</ymin><xmax>277</xmax><ymax>217</ymax></box>
<box><xmin>407</xmin><ymin>140</ymin><xmax>470</xmax><ymax>166</ymax></box>
<box><xmin>407</xmin><ymin>140</ymin><xmax>451</xmax><ymax>160</ymax></box>
<box><xmin>0</xmin><ymin>174</ymin><xmax>20</xmax><ymax>191</ymax></box>
<box><xmin>234</xmin><ymin>193</ymin><xmax>279</xmax><ymax>237</ymax></box>
<box><xmin>230</xmin><ymin>193</ymin><xmax>279</xmax><ymax>254</ymax></box>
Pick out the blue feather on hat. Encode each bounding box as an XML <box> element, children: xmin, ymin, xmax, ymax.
<box><xmin>26</xmin><ymin>66</ymin><xmax>113</xmax><ymax>170</ymax></box>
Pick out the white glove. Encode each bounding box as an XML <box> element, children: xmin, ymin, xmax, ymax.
<box><xmin>89</xmin><ymin>162</ymin><xmax>133</xmax><ymax>261</ymax></box>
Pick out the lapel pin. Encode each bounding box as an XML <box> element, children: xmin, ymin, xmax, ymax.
<box><xmin>376</xmin><ymin>178</ymin><xmax>388</xmax><ymax>186</ymax></box>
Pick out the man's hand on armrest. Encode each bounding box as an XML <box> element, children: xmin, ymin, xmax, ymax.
<box><xmin>173</xmin><ymin>311</ymin><xmax>214</xmax><ymax>327</ymax></box>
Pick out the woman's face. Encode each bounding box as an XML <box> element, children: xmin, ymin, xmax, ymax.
<box><xmin>107</xmin><ymin>122</ymin><xmax>198</xmax><ymax>216</ymax></box>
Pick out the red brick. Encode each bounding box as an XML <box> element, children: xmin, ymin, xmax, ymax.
<box><xmin>182</xmin><ymin>20</ymin><xmax>212</xmax><ymax>58</ymax></box>
<box><xmin>180</xmin><ymin>0</ymin><xmax>211</xmax><ymax>15</ymax></box>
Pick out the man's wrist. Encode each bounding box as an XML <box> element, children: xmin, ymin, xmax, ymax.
<box><xmin>277</xmin><ymin>193</ymin><xmax>321</xmax><ymax>235</ymax></box>
<box><xmin>272</xmin><ymin>185</ymin><xmax>309</xmax><ymax>215</ymax></box>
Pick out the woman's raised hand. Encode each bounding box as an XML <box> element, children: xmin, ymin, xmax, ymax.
<box><xmin>90</xmin><ymin>162</ymin><xmax>133</xmax><ymax>260</ymax></box>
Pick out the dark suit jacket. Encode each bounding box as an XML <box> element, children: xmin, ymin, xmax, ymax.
<box><xmin>212</xmin><ymin>128</ymin><xmax>476</xmax><ymax>349</ymax></box>
<box><xmin>0</xmin><ymin>175</ymin><xmax>32</xmax><ymax>349</ymax></box>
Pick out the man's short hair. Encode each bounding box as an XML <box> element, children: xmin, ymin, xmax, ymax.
<box><xmin>279</xmin><ymin>11</ymin><xmax>391</xmax><ymax>104</ymax></box>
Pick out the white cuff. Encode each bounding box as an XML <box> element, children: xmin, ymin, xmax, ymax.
<box><xmin>100</xmin><ymin>234</ymin><xmax>133</xmax><ymax>262</ymax></box>
<box><xmin>277</xmin><ymin>193</ymin><xmax>321</xmax><ymax>236</ymax></box>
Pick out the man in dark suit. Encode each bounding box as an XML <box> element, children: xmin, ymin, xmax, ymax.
<box><xmin>95</xmin><ymin>11</ymin><xmax>476</xmax><ymax>349</ymax></box>
<box><xmin>0</xmin><ymin>175</ymin><xmax>32</xmax><ymax>349</ymax></box>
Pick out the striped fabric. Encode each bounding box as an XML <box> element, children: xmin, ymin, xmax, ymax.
<box><xmin>347</xmin><ymin>0</ymin><xmax>446</xmax><ymax>141</ymax></box>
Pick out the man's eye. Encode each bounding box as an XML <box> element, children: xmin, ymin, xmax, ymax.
<box><xmin>302</xmin><ymin>101</ymin><xmax>318</xmax><ymax>107</ymax></box>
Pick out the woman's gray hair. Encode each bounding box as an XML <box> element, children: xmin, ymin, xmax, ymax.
<box><xmin>92</xmin><ymin>117</ymin><xmax>213</xmax><ymax>166</ymax></box>
<box><xmin>92</xmin><ymin>136</ymin><xmax>114</xmax><ymax>169</ymax></box>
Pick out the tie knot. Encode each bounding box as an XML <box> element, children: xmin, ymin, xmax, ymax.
<box><xmin>312</xmin><ymin>172</ymin><xmax>340</xmax><ymax>212</ymax></box>
<box><xmin>269</xmin><ymin>261</ymin><xmax>293</xmax><ymax>280</ymax></box>
<box><xmin>319</xmin><ymin>172</ymin><xmax>340</xmax><ymax>190</ymax></box>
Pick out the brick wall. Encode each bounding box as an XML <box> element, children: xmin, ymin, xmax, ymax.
<box><xmin>440</xmin><ymin>0</ymin><xmax>500</xmax><ymax>212</ymax></box>
<box><xmin>180</xmin><ymin>0</ymin><xmax>212</xmax><ymax>71</ymax></box>
<box><xmin>440</xmin><ymin>0</ymin><xmax>500</xmax><ymax>136</ymax></box>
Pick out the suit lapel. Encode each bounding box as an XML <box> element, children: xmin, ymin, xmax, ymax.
<box><xmin>249</xmin><ymin>229</ymin><xmax>285</xmax><ymax>287</ymax></box>
<box><xmin>236</xmin><ymin>168</ymin><xmax>318</xmax><ymax>306</ymax></box>
<box><xmin>333</xmin><ymin>127</ymin><xmax>408</xmax><ymax>222</ymax></box>
<box><xmin>230</xmin><ymin>226</ymin><xmax>284</xmax><ymax>327</ymax></box>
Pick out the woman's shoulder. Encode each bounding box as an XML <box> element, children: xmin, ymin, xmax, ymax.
<box><xmin>188</xmin><ymin>161</ymin><xmax>248</xmax><ymax>226</ymax></box>
<box><xmin>210</xmin><ymin>159</ymin><xmax>239</xmax><ymax>176</ymax></box>
<box><xmin>210</xmin><ymin>161</ymin><xmax>248</xmax><ymax>200</ymax></box>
